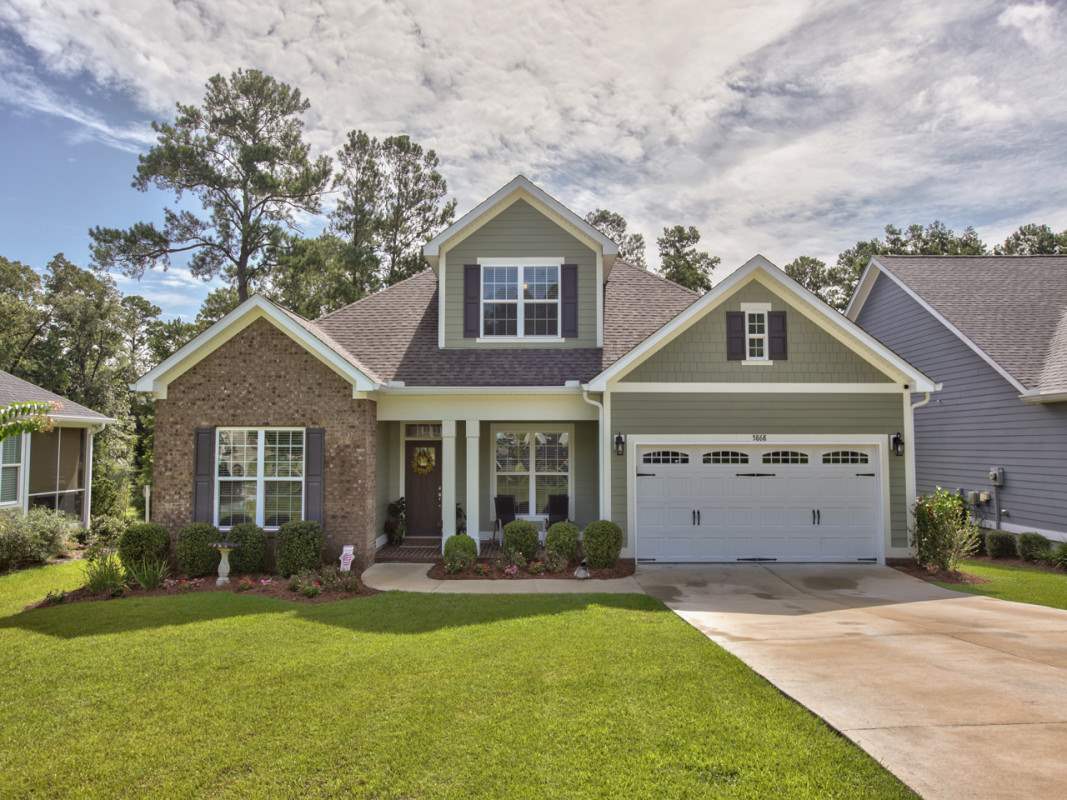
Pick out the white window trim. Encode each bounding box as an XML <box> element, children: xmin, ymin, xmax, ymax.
<box><xmin>477</xmin><ymin>258</ymin><xmax>563</xmax><ymax>341</ymax></box>
<box><xmin>741</xmin><ymin>301</ymin><xmax>771</xmax><ymax>364</ymax></box>
<box><xmin>488</xmin><ymin>423</ymin><xmax>574</xmax><ymax>522</ymax></box>
<box><xmin>0</xmin><ymin>432</ymin><xmax>26</xmax><ymax>508</ymax></box>
<box><xmin>214</xmin><ymin>427</ymin><xmax>306</xmax><ymax>532</ymax></box>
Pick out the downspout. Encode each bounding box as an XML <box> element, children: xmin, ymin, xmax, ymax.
<box><xmin>911</xmin><ymin>391</ymin><xmax>932</xmax><ymax>412</ymax></box>
<box><xmin>581</xmin><ymin>389</ymin><xmax>606</xmax><ymax>519</ymax></box>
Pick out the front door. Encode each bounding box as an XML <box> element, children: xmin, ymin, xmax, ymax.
<box><xmin>405</xmin><ymin>440</ymin><xmax>442</xmax><ymax>536</ymax></box>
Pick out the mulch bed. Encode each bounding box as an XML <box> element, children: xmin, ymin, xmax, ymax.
<box><xmin>30</xmin><ymin>574</ymin><xmax>377</xmax><ymax>610</ymax></box>
<box><xmin>427</xmin><ymin>558</ymin><xmax>636</xmax><ymax>581</ymax></box>
<box><xmin>890</xmin><ymin>562</ymin><xmax>989</xmax><ymax>585</ymax></box>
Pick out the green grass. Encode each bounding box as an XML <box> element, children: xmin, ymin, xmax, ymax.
<box><xmin>0</xmin><ymin>563</ymin><xmax>912</xmax><ymax>799</ymax></box>
<box><xmin>0</xmin><ymin>560</ymin><xmax>86</xmax><ymax>617</ymax></box>
<box><xmin>936</xmin><ymin>559</ymin><xmax>1067</xmax><ymax>610</ymax></box>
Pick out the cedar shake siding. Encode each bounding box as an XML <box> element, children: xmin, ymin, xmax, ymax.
<box><xmin>857</xmin><ymin>271</ymin><xmax>1067</xmax><ymax>538</ymax></box>
<box><xmin>152</xmin><ymin>318</ymin><xmax>379</xmax><ymax>564</ymax></box>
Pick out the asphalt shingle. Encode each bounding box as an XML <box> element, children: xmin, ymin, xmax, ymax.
<box><xmin>0</xmin><ymin>370</ymin><xmax>112</xmax><ymax>422</ymax></box>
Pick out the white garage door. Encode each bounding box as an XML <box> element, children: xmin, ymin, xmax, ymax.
<box><xmin>634</xmin><ymin>444</ymin><xmax>881</xmax><ymax>562</ymax></box>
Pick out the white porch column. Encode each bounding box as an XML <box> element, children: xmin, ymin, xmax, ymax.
<box><xmin>903</xmin><ymin>388</ymin><xmax>917</xmax><ymax>538</ymax></box>
<box><xmin>441</xmin><ymin>419</ymin><xmax>456</xmax><ymax>550</ymax></box>
<box><xmin>465</xmin><ymin>419</ymin><xmax>480</xmax><ymax>554</ymax></box>
<box><xmin>82</xmin><ymin>428</ymin><xmax>95</xmax><ymax>527</ymax></box>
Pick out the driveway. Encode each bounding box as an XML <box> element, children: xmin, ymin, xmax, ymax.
<box><xmin>633</xmin><ymin>564</ymin><xmax>1067</xmax><ymax>800</ymax></box>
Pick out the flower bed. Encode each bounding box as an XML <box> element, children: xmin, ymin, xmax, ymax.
<box><xmin>427</xmin><ymin>557</ymin><xmax>635</xmax><ymax>581</ymax></box>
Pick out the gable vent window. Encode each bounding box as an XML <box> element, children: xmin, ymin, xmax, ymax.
<box><xmin>704</xmin><ymin>451</ymin><xmax>748</xmax><ymax>464</ymax></box>
<box><xmin>762</xmin><ymin>450</ymin><xmax>808</xmax><ymax>465</ymax></box>
<box><xmin>642</xmin><ymin>450</ymin><xmax>689</xmax><ymax>465</ymax></box>
<box><xmin>822</xmin><ymin>450</ymin><xmax>869</xmax><ymax>464</ymax></box>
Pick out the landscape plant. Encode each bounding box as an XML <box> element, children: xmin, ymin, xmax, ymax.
<box><xmin>0</xmin><ymin>508</ymin><xmax>77</xmax><ymax>571</ymax></box>
<box><xmin>986</xmin><ymin>531</ymin><xmax>1018</xmax><ymax>559</ymax></box>
<box><xmin>118</xmin><ymin>522</ymin><xmax>169</xmax><ymax>567</ymax></box>
<box><xmin>502</xmin><ymin>520</ymin><xmax>539</xmax><ymax>561</ymax></box>
<box><xmin>1017</xmin><ymin>532</ymin><xmax>1051</xmax><ymax>563</ymax></box>
<box><xmin>583</xmin><ymin>520</ymin><xmax>623</xmax><ymax>569</ymax></box>
<box><xmin>125</xmin><ymin>557</ymin><xmax>170</xmax><ymax>590</ymax></box>
<box><xmin>175</xmin><ymin>523</ymin><xmax>220</xmax><ymax>577</ymax></box>
<box><xmin>911</xmin><ymin>489</ymin><xmax>979</xmax><ymax>572</ymax></box>
<box><xmin>83</xmin><ymin>552</ymin><xmax>126</xmax><ymax>596</ymax></box>
<box><xmin>228</xmin><ymin>522</ymin><xmax>266</xmax><ymax>573</ymax></box>
<box><xmin>276</xmin><ymin>520</ymin><xmax>323</xmax><ymax>577</ymax></box>
<box><xmin>545</xmin><ymin>521</ymin><xmax>579</xmax><ymax>561</ymax></box>
<box><xmin>89</xmin><ymin>515</ymin><xmax>126</xmax><ymax>549</ymax></box>
<box><xmin>443</xmin><ymin>533</ymin><xmax>477</xmax><ymax>574</ymax></box>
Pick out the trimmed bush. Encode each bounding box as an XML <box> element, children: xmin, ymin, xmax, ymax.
<box><xmin>276</xmin><ymin>520</ymin><xmax>323</xmax><ymax>577</ymax></box>
<box><xmin>1052</xmin><ymin>542</ymin><xmax>1067</xmax><ymax>570</ymax></box>
<box><xmin>89</xmin><ymin>515</ymin><xmax>126</xmax><ymax>548</ymax></box>
<box><xmin>986</xmin><ymin>531</ymin><xmax>1018</xmax><ymax>559</ymax></box>
<box><xmin>1018</xmin><ymin>532</ymin><xmax>1051</xmax><ymax>563</ymax></box>
<box><xmin>545</xmin><ymin>522</ymin><xmax>580</xmax><ymax>562</ymax></box>
<box><xmin>503</xmin><ymin>520</ymin><xmax>539</xmax><ymax>561</ymax></box>
<box><xmin>583</xmin><ymin>520</ymin><xmax>623</xmax><ymax>569</ymax></box>
<box><xmin>912</xmin><ymin>489</ymin><xmax>979</xmax><ymax>572</ymax></box>
<box><xmin>176</xmin><ymin>523</ymin><xmax>220</xmax><ymax>577</ymax></box>
<box><xmin>443</xmin><ymin>534</ymin><xmax>477</xmax><ymax>573</ymax></box>
<box><xmin>0</xmin><ymin>508</ymin><xmax>78</xmax><ymax>571</ymax></box>
<box><xmin>228</xmin><ymin>523</ymin><xmax>267</xmax><ymax>574</ymax></box>
<box><xmin>118</xmin><ymin>522</ymin><xmax>169</xmax><ymax>567</ymax></box>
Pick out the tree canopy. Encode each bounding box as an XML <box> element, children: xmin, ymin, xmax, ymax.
<box><xmin>657</xmin><ymin>225</ymin><xmax>720</xmax><ymax>292</ymax></box>
<box><xmin>584</xmin><ymin>209</ymin><xmax>647</xmax><ymax>267</ymax></box>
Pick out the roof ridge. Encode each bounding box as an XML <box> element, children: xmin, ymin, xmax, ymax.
<box><xmin>317</xmin><ymin>269</ymin><xmax>434</xmax><ymax>322</ymax></box>
<box><xmin>612</xmin><ymin>260</ymin><xmax>700</xmax><ymax>296</ymax></box>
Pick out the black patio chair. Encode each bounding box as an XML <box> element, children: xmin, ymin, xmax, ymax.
<box><xmin>546</xmin><ymin>494</ymin><xmax>569</xmax><ymax>527</ymax></box>
<box><xmin>493</xmin><ymin>495</ymin><xmax>517</xmax><ymax>546</ymax></box>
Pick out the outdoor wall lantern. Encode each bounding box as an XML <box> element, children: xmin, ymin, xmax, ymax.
<box><xmin>614</xmin><ymin>433</ymin><xmax>626</xmax><ymax>457</ymax></box>
<box><xmin>891</xmin><ymin>432</ymin><xmax>905</xmax><ymax>457</ymax></box>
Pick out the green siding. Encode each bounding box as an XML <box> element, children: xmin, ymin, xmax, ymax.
<box><xmin>623</xmin><ymin>280</ymin><xmax>892</xmax><ymax>383</ymax></box>
<box><xmin>374</xmin><ymin>421</ymin><xmax>398</xmax><ymax>537</ymax></box>
<box><xmin>609</xmin><ymin>393</ymin><xmax>907</xmax><ymax>548</ymax></box>
<box><xmin>443</xmin><ymin>199</ymin><xmax>597</xmax><ymax>348</ymax></box>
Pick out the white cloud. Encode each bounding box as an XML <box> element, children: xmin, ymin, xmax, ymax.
<box><xmin>998</xmin><ymin>3</ymin><xmax>1059</xmax><ymax>51</ymax></box>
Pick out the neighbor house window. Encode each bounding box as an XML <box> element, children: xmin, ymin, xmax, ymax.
<box><xmin>27</xmin><ymin>428</ymin><xmax>85</xmax><ymax>515</ymax></box>
<box><xmin>0</xmin><ymin>435</ymin><xmax>22</xmax><ymax>506</ymax></box>
<box><xmin>216</xmin><ymin>428</ymin><xmax>304</xmax><ymax>529</ymax></box>
<box><xmin>481</xmin><ymin>263</ymin><xmax>560</xmax><ymax>338</ymax></box>
<box><xmin>493</xmin><ymin>429</ymin><xmax>570</xmax><ymax>515</ymax></box>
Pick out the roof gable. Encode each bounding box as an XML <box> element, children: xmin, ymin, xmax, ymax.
<box><xmin>0</xmin><ymin>370</ymin><xmax>113</xmax><ymax>423</ymax></box>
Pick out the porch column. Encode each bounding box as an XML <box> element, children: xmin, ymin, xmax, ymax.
<box><xmin>82</xmin><ymin>428</ymin><xmax>95</xmax><ymax>527</ymax></box>
<box><xmin>465</xmin><ymin>419</ymin><xmax>480</xmax><ymax>554</ymax></box>
<box><xmin>441</xmin><ymin>420</ymin><xmax>456</xmax><ymax>550</ymax></box>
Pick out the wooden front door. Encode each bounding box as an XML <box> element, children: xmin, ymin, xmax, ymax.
<box><xmin>405</xmin><ymin>441</ymin><xmax>442</xmax><ymax>536</ymax></box>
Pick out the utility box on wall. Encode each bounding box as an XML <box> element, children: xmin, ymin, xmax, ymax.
<box><xmin>988</xmin><ymin>467</ymin><xmax>1004</xmax><ymax>486</ymax></box>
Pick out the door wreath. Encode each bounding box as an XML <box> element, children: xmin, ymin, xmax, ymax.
<box><xmin>411</xmin><ymin>446</ymin><xmax>436</xmax><ymax>476</ymax></box>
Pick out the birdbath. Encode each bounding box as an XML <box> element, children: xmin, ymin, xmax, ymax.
<box><xmin>210</xmin><ymin>542</ymin><xmax>240</xmax><ymax>586</ymax></box>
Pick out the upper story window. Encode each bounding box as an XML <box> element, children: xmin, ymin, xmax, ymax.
<box><xmin>481</xmin><ymin>261</ymin><xmax>560</xmax><ymax>339</ymax></box>
<box><xmin>746</xmin><ymin>311</ymin><xmax>767</xmax><ymax>360</ymax></box>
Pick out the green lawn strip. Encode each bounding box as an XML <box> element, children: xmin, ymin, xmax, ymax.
<box><xmin>0</xmin><ymin>561</ymin><xmax>85</xmax><ymax>617</ymax></box>
<box><xmin>935</xmin><ymin>559</ymin><xmax>1067</xmax><ymax>611</ymax></box>
<box><xmin>0</xmin><ymin>588</ymin><xmax>913</xmax><ymax>799</ymax></box>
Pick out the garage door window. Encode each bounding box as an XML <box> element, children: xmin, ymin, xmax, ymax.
<box><xmin>822</xmin><ymin>450</ymin><xmax>868</xmax><ymax>464</ymax></box>
<box><xmin>762</xmin><ymin>450</ymin><xmax>808</xmax><ymax>464</ymax></box>
<box><xmin>642</xmin><ymin>450</ymin><xmax>689</xmax><ymax>464</ymax></box>
<box><xmin>703</xmin><ymin>451</ymin><xmax>748</xmax><ymax>464</ymax></box>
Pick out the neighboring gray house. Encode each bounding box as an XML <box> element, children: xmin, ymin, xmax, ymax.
<box><xmin>848</xmin><ymin>255</ymin><xmax>1067</xmax><ymax>542</ymax></box>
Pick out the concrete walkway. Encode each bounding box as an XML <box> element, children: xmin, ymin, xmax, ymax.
<box><xmin>633</xmin><ymin>564</ymin><xmax>1067</xmax><ymax>800</ymax></box>
<box><xmin>361</xmin><ymin>562</ymin><xmax>643</xmax><ymax>594</ymax></box>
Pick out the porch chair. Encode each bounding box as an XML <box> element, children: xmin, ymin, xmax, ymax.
<box><xmin>493</xmin><ymin>495</ymin><xmax>517</xmax><ymax>547</ymax></box>
<box><xmin>546</xmin><ymin>494</ymin><xmax>569</xmax><ymax>527</ymax></box>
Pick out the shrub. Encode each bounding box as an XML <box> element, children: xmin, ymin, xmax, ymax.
<box><xmin>0</xmin><ymin>508</ymin><xmax>78</xmax><ymax>571</ymax></box>
<box><xmin>89</xmin><ymin>515</ymin><xmax>126</xmax><ymax>549</ymax></box>
<box><xmin>583</xmin><ymin>520</ymin><xmax>623</xmax><ymax>569</ymax></box>
<box><xmin>126</xmin><ymin>557</ymin><xmax>170</xmax><ymax>590</ymax></box>
<box><xmin>316</xmin><ymin>565</ymin><xmax>360</xmax><ymax>593</ymax></box>
<box><xmin>544</xmin><ymin>549</ymin><xmax>568</xmax><ymax>574</ymax></box>
<box><xmin>527</xmin><ymin>560</ymin><xmax>545</xmax><ymax>575</ymax></box>
<box><xmin>443</xmin><ymin>533</ymin><xmax>477</xmax><ymax>573</ymax></box>
<box><xmin>118</xmin><ymin>522</ymin><xmax>169</xmax><ymax>567</ymax></box>
<box><xmin>83</xmin><ymin>552</ymin><xmax>126</xmax><ymax>596</ymax></box>
<box><xmin>1052</xmin><ymin>542</ymin><xmax>1067</xmax><ymax>570</ymax></box>
<box><xmin>986</xmin><ymin>531</ymin><xmax>1018</xmax><ymax>559</ymax></box>
<box><xmin>545</xmin><ymin>522</ymin><xmax>579</xmax><ymax>562</ymax></box>
<box><xmin>1018</xmin><ymin>533</ymin><xmax>1051</xmax><ymax>563</ymax></box>
<box><xmin>276</xmin><ymin>521</ymin><xmax>323</xmax><ymax>577</ymax></box>
<box><xmin>503</xmin><ymin>520</ymin><xmax>539</xmax><ymax>561</ymax></box>
<box><xmin>972</xmin><ymin>529</ymin><xmax>987</xmax><ymax>558</ymax></box>
<box><xmin>175</xmin><ymin>523</ymin><xmax>220</xmax><ymax>577</ymax></box>
<box><xmin>911</xmin><ymin>489</ymin><xmax>979</xmax><ymax>572</ymax></box>
<box><xmin>228</xmin><ymin>522</ymin><xmax>266</xmax><ymax>574</ymax></box>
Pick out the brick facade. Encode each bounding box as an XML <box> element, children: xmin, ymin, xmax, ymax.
<box><xmin>152</xmin><ymin>317</ymin><xmax>378</xmax><ymax>566</ymax></box>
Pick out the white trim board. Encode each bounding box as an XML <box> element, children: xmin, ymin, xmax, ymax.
<box><xmin>978</xmin><ymin>519</ymin><xmax>1067</xmax><ymax>543</ymax></box>
<box><xmin>610</xmin><ymin>382</ymin><xmax>904</xmax><ymax>393</ymax></box>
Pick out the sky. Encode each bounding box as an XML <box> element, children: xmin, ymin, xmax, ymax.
<box><xmin>1</xmin><ymin>0</ymin><xmax>1066</xmax><ymax>320</ymax></box>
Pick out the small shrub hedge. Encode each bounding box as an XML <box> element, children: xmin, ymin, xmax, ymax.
<box><xmin>89</xmin><ymin>515</ymin><xmax>126</xmax><ymax>548</ymax></box>
<box><xmin>118</xmin><ymin>522</ymin><xmax>169</xmax><ymax>567</ymax></box>
<box><xmin>0</xmin><ymin>508</ymin><xmax>78</xmax><ymax>571</ymax></box>
<box><xmin>1052</xmin><ymin>542</ymin><xmax>1067</xmax><ymax>570</ymax></box>
<box><xmin>176</xmin><ymin>523</ymin><xmax>220</xmax><ymax>577</ymax></box>
<box><xmin>545</xmin><ymin>522</ymin><xmax>579</xmax><ymax>561</ymax></box>
<box><xmin>986</xmin><ymin>531</ymin><xmax>1018</xmax><ymax>559</ymax></box>
<box><xmin>228</xmin><ymin>522</ymin><xmax>266</xmax><ymax>574</ymax></box>
<box><xmin>1017</xmin><ymin>532</ymin><xmax>1051</xmax><ymax>563</ymax></box>
<box><xmin>276</xmin><ymin>520</ymin><xmax>323</xmax><ymax>577</ymax></box>
<box><xmin>583</xmin><ymin>520</ymin><xmax>623</xmax><ymax>569</ymax></box>
<box><xmin>912</xmin><ymin>489</ymin><xmax>979</xmax><ymax>572</ymax></box>
<box><xmin>503</xmin><ymin>520</ymin><xmax>539</xmax><ymax>561</ymax></box>
<box><xmin>972</xmin><ymin>530</ymin><xmax>987</xmax><ymax>558</ymax></box>
<box><xmin>443</xmin><ymin>534</ymin><xmax>477</xmax><ymax>573</ymax></box>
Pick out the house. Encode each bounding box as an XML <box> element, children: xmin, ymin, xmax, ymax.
<box><xmin>0</xmin><ymin>370</ymin><xmax>114</xmax><ymax>525</ymax></box>
<box><xmin>848</xmin><ymin>254</ymin><xmax>1067</xmax><ymax>542</ymax></box>
<box><xmin>134</xmin><ymin>175</ymin><xmax>937</xmax><ymax>566</ymax></box>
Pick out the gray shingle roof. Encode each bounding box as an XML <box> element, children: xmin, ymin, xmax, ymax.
<box><xmin>874</xmin><ymin>255</ymin><xmax>1067</xmax><ymax>394</ymax></box>
<box><xmin>315</xmin><ymin>262</ymin><xmax>699</xmax><ymax>387</ymax></box>
<box><xmin>0</xmin><ymin>370</ymin><xmax>112</xmax><ymax>422</ymax></box>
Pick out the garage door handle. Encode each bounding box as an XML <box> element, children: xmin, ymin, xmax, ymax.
<box><xmin>812</xmin><ymin>509</ymin><xmax>816</xmax><ymax>525</ymax></box>
<box><xmin>637</xmin><ymin>472</ymin><xmax>656</xmax><ymax>477</ymax></box>
<box><xmin>855</xmin><ymin>472</ymin><xmax>875</xmax><ymax>477</ymax></box>
<box><xmin>817</xmin><ymin>509</ymin><xmax>821</xmax><ymax>525</ymax></box>
<box><xmin>697</xmin><ymin>510</ymin><xmax>701</xmax><ymax>526</ymax></box>
<box><xmin>736</xmin><ymin>472</ymin><xmax>776</xmax><ymax>477</ymax></box>
<box><xmin>691</xmin><ymin>510</ymin><xmax>696</xmax><ymax>526</ymax></box>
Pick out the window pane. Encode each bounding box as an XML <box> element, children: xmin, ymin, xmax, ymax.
<box><xmin>56</xmin><ymin>490</ymin><xmax>83</xmax><ymax>517</ymax></box>
<box><xmin>1</xmin><ymin>435</ymin><xmax>20</xmax><ymax>465</ymax></box>
<box><xmin>264</xmin><ymin>481</ymin><xmax>302</xmax><ymax>527</ymax></box>
<box><xmin>495</xmin><ymin>432</ymin><xmax>530</xmax><ymax>472</ymax></box>
<box><xmin>482</xmin><ymin>266</ymin><xmax>518</xmax><ymax>300</ymax></box>
<box><xmin>523</xmin><ymin>302</ymin><xmax>559</xmax><ymax>336</ymax></box>
<box><xmin>535</xmin><ymin>474</ymin><xmax>567</xmax><ymax>515</ymax></box>
<box><xmin>29</xmin><ymin>430</ymin><xmax>58</xmax><ymax>494</ymax></box>
<box><xmin>28</xmin><ymin>494</ymin><xmax>56</xmax><ymax>511</ymax></box>
<box><xmin>747</xmin><ymin>313</ymin><xmax>765</xmax><ymax>334</ymax></box>
<box><xmin>496</xmin><ymin>474</ymin><xmax>530</xmax><ymax>514</ymax></box>
<box><xmin>483</xmin><ymin>303</ymin><xmax>518</xmax><ymax>336</ymax></box>
<box><xmin>218</xmin><ymin>430</ymin><xmax>259</xmax><ymax>478</ymax></box>
<box><xmin>0</xmin><ymin>466</ymin><xmax>17</xmax><ymax>503</ymax></box>
<box><xmin>58</xmin><ymin>428</ymin><xmax>85</xmax><ymax>491</ymax></box>
<box><xmin>748</xmin><ymin>339</ymin><xmax>764</xmax><ymax>359</ymax></box>
<box><xmin>523</xmin><ymin>266</ymin><xmax>559</xmax><ymax>300</ymax></box>
<box><xmin>218</xmin><ymin>481</ymin><xmax>257</xmax><ymax>526</ymax></box>
<box><xmin>535</xmin><ymin>432</ymin><xmax>569</xmax><ymax>472</ymax></box>
<box><xmin>265</xmin><ymin>430</ymin><xmax>304</xmax><ymax>478</ymax></box>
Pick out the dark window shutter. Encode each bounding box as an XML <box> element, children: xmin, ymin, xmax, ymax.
<box><xmin>463</xmin><ymin>265</ymin><xmax>480</xmax><ymax>338</ymax></box>
<box><xmin>769</xmin><ymin>311</ymin><xmax>787</xmax><ymax>360</ymax></box>
<box><xmin>305</xmin><ymin>428</ymin><xmax>325</xmax><ymax>525</ymax></box>
<box><xmin>561</xmin><ymin>264</ymin><xmax>578</xmax><ymax>338</ymax></box>
<box><xmin>726</xmin><ymin>312</ymin><xmax>746</xmax><ymax>360</ymax></box>
<box><xmin>193</xmin><ymin>427</ymin><xmax>215</xmax><ymax>523</ymax></box>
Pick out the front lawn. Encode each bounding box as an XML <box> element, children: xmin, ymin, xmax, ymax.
<box><xmin>0</xmin><ymin>563</ymin><xmax>912</xmax><ymax>799</ymax></box>
<box><xmin>935</xmin><ymin>558</ymin><xmax>1067</xmax><ymax>611</ymax></box>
